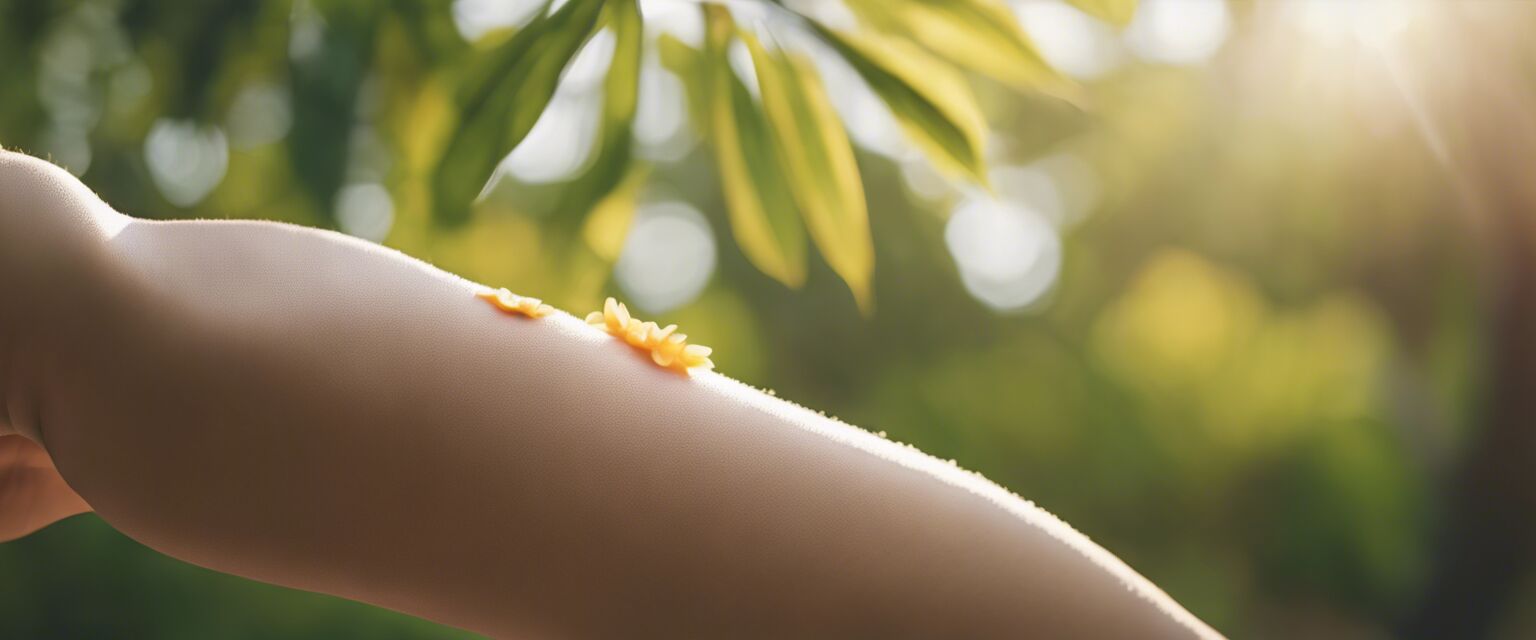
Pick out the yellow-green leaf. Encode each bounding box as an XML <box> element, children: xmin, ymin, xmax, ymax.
<box><xmin>657</xmin><ymin>33</ymin><xmax>698</xmax><ymax>74</ymax></box>
<box><xmin>1067</xmin><ymin>0</ymin><xmax>1138</xmax><ymax>27</ymax></box>
<box><xmin>553</xmin><ymin>0</ymin><xmax>644</xmax><ymax>238</ymax></box>
<box><xmin>598</xmin><ymin>0</ymin><xmax>642</xmax><ymax>131</ymax></box>
<box><xmin>705</xmin><ymin>8</ymin><xmax>807</xmax><ymax>289</ymax></box>
<box><xmin>848</xmin><ymin>0</ymin><xmax>1069</xmax><ymax>95</ymax></box>
<box><xmin>582</xmin><ymin>163</ymin><xmax>649</xmax><ymax>261</ymax></box>
<box><xmin>744</xmin><ymin>32</ymin><xmax>873</xmax><ymax>312</ymax></box>
<box><xmin>432</xmin><ymin>0</ymin><xmax>604</xmax><ymax>225</ymax></box>
<box><xmin>810</xmin><ymin>23</ymin><xmax>989</xmax><ymax>185</ymax></box>
<box><xmin>657</xmin><ymin>33</ymin><xmax>709</xmax><ymax>138</ymax></box>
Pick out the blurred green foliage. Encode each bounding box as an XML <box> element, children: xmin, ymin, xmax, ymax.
<box><xmin>3</xmin><ymin>0</ymin><xmax>1534</xmax><ymax>638</ymax></box>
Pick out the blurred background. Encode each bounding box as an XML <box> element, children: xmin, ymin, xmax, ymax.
<box><xmin>3</xmin><ymin>0</ymin><xmax>1536</xmax><ymax>637</ymax></box>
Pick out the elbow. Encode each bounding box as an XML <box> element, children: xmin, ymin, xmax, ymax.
<box><xmin>0</xmin><ymin>150</ymin><xmax>129</xmax><ymax>259</ymax></box>
<box><xmin>0</xmin><ymin>151</ymin><xmax>129</xmax><ymax>445</ymax></box>
<box><xmin>0</xmin><ymin>151</ymin><xmax>131</xmax><ymax>297</ymax></box>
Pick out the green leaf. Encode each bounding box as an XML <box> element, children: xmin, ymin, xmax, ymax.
<box><xmin>598</xmin><ymin>0</ymin><xmax>642</xmax><ymax>134</ymax></box>
<box><xmin>432</xmin><ymin>0</ymin><xmax>604</xmax><ymax>225</ymax></box>
<box><xmin>657</xmin><ymin>33</ymin><xmax>699</xmax><ymax>78</ymax></box>
<box><xmin>744</xmin><ymin>32</ymin><xmax>874</xmax><ymax>312</ymax></box>
<box><xmin>552</xmin><ymin>0</ymin><xmax>644</xmax><ymax>238</ymax></box>
<box><xmin>1067</xmin><ymin>0</ymin><xmax>1138</xmax><ymax>27</ymax></box>
<box><xmin>288</xmin><ymin>7</ymin><xmax>376</xmax><ymax>223</ymax></box>
<box><xmin>581</xmin><ymin>163</ymin><xmax>649</xmax><ymax>261</ymax></box>
<box><xmin>704</xmin><ymin>8</ymin><xmax>807</xmax><ymax>289</ymax></box>
<box><xmin>809</xmin><ymin>22</ymin><xmax>989</xmax><ymax>185</ymax></box>
<box><xmin>847</xmin><ymin>0</ymin><xmax>1070</xmax><ymax>95</ymax></box>
<box><xmin>657</xmin><ymin>32</ymin><xmax>710</xmax><ymax>138</ymax></box>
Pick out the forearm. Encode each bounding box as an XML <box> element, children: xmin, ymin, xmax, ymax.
<box><xmin>6</xmin><ymin>154</ymin><xmax>1216</xmax><ymax>638</ymax></box>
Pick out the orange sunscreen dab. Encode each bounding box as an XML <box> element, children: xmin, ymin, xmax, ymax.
<box><xmin>478</xmin><ymin>288</ymin><xmax>554</xmax><ymax>318</ymax></box>
<box><xmin>585</xmin><ymin>297</ymin><xmax>714</xmax><ymax>374</ymax></box>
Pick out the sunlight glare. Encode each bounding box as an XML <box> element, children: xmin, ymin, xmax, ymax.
<box><xmin>144</xmin><ymin>119</ymin><xmax>228</xmax><ymax>207</ymax></box>
<box><xmin>616</xmin><ymin>201</ymin><xmax>718</xmax><ymax>314</ymax></box>
<box><xmin>1014</xmin><ymin>0</ymin><xmax>1123</xmax><ymax>80</ymax></box>
<box><xmin>1289</xmin><ymin>0</ymin><xmax>1426</xmax><ymax>47</ymax></box>
<box><xmin>226</xmin><ymin>83</ymin><xmax>292</xmax><ymax>150</ymax></box>
<box><xmin>635</xmin><ymin>56</ymin><xmax>696</xmax><ymax>163</ymax></box>
<box><xmin>335</xmin><ymin>183</ymin><xmax>396</xmax><ymax>244</ymax></box>
<box><xmin>639</xmin><ymin>0</ymin><xmax>705</xmax><ymax>48</ymax></box>
<box><xmin>1124</xmin><ymin>0</ymin><xmax>1231</xmax><ymax>65</ymax></box>
<box><xmin>500</xmin><ymin>89</ymin><xmax>601</xmax><ymax>184</ymax></box>
<box><xmin>451</xmin><ymin>0</ymin><xmax>542</xmax><ymax>43</ymax></box>
<box><xmin>945</xmin><ymin>197</ymin><xmax>1062</xmax><ymax>312</ymax></box>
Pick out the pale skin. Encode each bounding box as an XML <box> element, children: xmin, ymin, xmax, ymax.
<box><xmin>0</xmin><ymin>150</ymin><xmax>1220</xmax><ymax>639</ymax></box>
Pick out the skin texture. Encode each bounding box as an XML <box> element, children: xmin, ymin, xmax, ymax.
<box><xmin>0</xmin><ymin>150</ymin><xmax>1221</xmax><ymax>639</ymax></box>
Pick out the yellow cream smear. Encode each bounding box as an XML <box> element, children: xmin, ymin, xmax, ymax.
<box><xmin>478</xmin><ymin>288</ymin><xmax>554</xmax><ymax>318</ymax></box>
<box><xmin>585</xmin><ymin>297</ymin><xmax>714</xmax><ymax>375</ymax></box>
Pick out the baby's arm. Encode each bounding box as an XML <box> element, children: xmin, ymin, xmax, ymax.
<box><xmin>1</xmin><ymin>151</ymin><xmax>1218</xmax><ymax>638</ymax></box>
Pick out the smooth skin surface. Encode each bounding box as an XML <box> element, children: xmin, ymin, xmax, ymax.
<box><xmin>0</xmin><ymin>436</ymin><xmax>90</xmax><ymax>542</ymax></box>
<box><xmin>0</xmin><ymin>150</ymin><xmax>1220</xmax><ymax>639</ymax></box>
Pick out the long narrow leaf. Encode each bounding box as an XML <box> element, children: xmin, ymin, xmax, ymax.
<box><xmin>705</xmin><ymin>8</ymin><xmax>807</xmax><ymax>289</ymax></box>
<box><xmin>582</xmin><ymin>163</ymin><xmax>649</xmax><ymax>261</ymax></box>
<box><xmin>745</xmin><ymin>32</ymin><xmax>873</xmax><ymax>311</ymax></box>
<box><xmin>552</xmin><ymin>0</ymin><xmax>644</xmax><ymax>238</ymax></box>
<box><xmin>288</xmin><ymin>7</ymin><xmax>376</xmax><ymax>223</ymax></box>
<box><xmin>1067</xmin><ymin>0</ymin><xmax>1138</xmax><ymax>27</ymax></box>
<box><xmin>848</xmin><ymin>0</ymin><xmax>1068</xmax><ymax>94</ymax></box>
<box><xmin>432</xmin><ymin>0</ymin><xmax>604</xmax><ymax>225</ymax></box>
<box><xmin>809</xmin><ymin>22</ymin><xmax>989</xmax><ymax>185</ymax></box>
<box><xmin>657</xmin><ymin>33</ymin><xmax>709</xmax><ymax>138</ymax></box>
